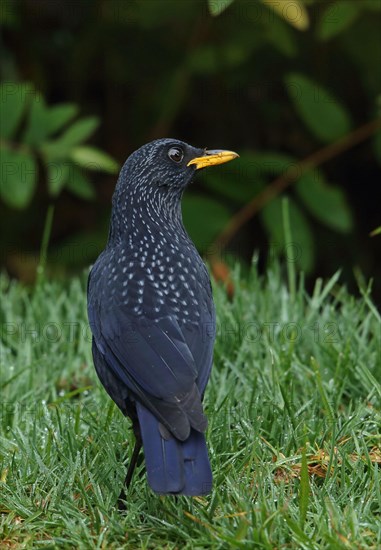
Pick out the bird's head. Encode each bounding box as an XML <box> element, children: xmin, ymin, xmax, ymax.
<box><xmin>119</xmin><ymin>138</ymin><xmax>239</xmax><ymax>193</ymax></box>
<box><xmin>109</xmin><ymin>139</ymin><xmax>239</xmax><ymax>243</ymax></box>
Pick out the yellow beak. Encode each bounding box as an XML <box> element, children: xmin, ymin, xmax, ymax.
<box><xmin>187</xmin><ymin>149</ymin><xmax>239</xmax><ymax>170</ymax></box>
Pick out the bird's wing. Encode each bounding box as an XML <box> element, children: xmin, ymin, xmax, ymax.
<box><xmin>88</xmin><ymin>294</ymin><xmax>208</xmax><ymax>440</ymax></box>
<box><xmin>100</xmin><ymin>311</ymin><xmax>198</xmax><ymax>397</ymax></box>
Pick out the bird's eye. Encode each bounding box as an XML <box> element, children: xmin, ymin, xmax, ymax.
<box><xmin>168</xmin><ymin>147</ymin><xmax>184</xmax><ymax>163</ymax></box>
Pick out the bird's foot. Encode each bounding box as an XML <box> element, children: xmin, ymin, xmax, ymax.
<box><xmin>117</xmin><ymin>489</ymin><xmax>128</xmax><ymax>511</ymax></box>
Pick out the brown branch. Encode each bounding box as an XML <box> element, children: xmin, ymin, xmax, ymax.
<box><xmin>211</xmin><ymin>118</ymin><xmax>381</xmax><ymax>252</ymax></box>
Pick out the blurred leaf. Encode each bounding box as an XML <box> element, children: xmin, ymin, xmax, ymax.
<box><xmin>370</xmin><ymin>226</ymin><xmax>381</xmax><ymax>237</ymax></box>
<box><xmin>285</xmin><ymin>73</ymin><xmax>352</xmax><ymax>142</ymax></box>
<box><xmin>261</xmin><ymin>196</ymin><xmax>314</xmax><ymax>272</ymax></box>
<box><xmin>182</xmin><ymin>194</ymin><xmax>231</xmax><ymax>251</ymax></box>
<box><xmin>317</xmin><ymin>1</ymin><xmax>360</xmax><ymax>41</ymax></box>
<box><xmin>208</xmin><ymin>0</ymin><xmax>235</xmax><ymax>17</ymax></box>
<box><xmin>340</xmin><ymin>18</ymin><xmax>381</xmax><ymax>97</ymax></box>
<box><xmin>70</xmin><ymin>146</ymin><xmax>119</xmax><ymax>174</ymax></box>
<box><xmin>45</xmin><ymin>104</ymin><xmax>79</xmax><ymax>136</ymax></box>
<box><xmin>41</xmin><ymin>117</ymin><xmax>99</xmax><ymax>160</ymax></box>
<box><xmin>265</xmin><ymin>14</ymin><xmax>297</xmax><ymax>57</ymax></box>
<box><xmin>57</xmin><ymin>117</ymin><xmax>99</xmax><ymax>147</ymax></box>
<box><xmin>295</xmin><ymin>171</ymin><xmax>353</xmax><ymax>233</ymax></box>
<box><xmin>0</xmin><ymin>148</ymin><xmax>37</xmax><ymax>208</ymax></box>
<box><xmin>65</xmin><ymin>166</ymin><xmax>95</xmax><ymax>200</ymax></box>
<box><xmin>41</xmin><ymin>140</ymin><xmax>69</xmax><ymax>161</ymax></box>
<box><xmin>261</xmin><ymin>0</ymin><xmax>309</xmax><ymax>31</ymax></box>
<box><xmin>0</xmin><ymin>82</ymin><xmax>35</xmax><ymax>139</ymax></box>
<box><xmin>23</xmin><ymin>95</ymin><xmax>48</xmax><ymax>145</ymax></box>
<box><xmin>24</xmin><ymin>99</ymin><xmax>79</xmax><ymax>145</ymax></box>
<box><xmin>47</xmin><ymin>162</ymin><xmax>70</xmax><ymax>196</ymax></box>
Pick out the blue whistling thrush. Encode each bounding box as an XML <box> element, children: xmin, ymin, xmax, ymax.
<box><xmin>87</xmin><ymin>139</ymin><xmax>238</xmax><ymax>506</ymax></box>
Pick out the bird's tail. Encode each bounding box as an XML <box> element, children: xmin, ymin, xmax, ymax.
<box><xmin>136</xmin><ymin>402</ymin><xmax>212</xmax><ymax>495</ymax></box>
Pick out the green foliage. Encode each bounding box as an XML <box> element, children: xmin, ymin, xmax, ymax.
<box><xmin>295</xmin><ymin>170</ymin><xmax>353</xmax><ymax>233</ymax></box>
<box><xmin>208</xmin><ymin>0</ymin><xmax>310</xmax><ymax>30</ymax></box>
<box><xmin>316</xmin><ymin>0</ymin><xmax>361</xmax><ymax>41</ymax></box>
<box><xmin>208</xmin><ymin>0</ymin><xmax>235</xmax><ymax>17</ymax></box>
<box><xmin>23</xmin><ymin>99</ymin><xmax>79</xmax><ymax>146</ymax></box>
<box><xmin>370</xmin><ymin>226</ymin><xmax>381</xmax><ymax>237</ymax></box>
<box><xmin>0</xmin><ymin>149</ymin><xmax>37</xmax><ymax>209</ymax></box>
<box><xmin>0</xmin><ymin>0</ymin><xmax>380</xmax><ymax>289</ymax></box>
<box><xmin>198</xmin><ymin>151</ymin><xmax>354</xmax><ymax>271</ymax></box>
<box><xmin>182</xmin><ymin>194</ymin><xmax>231</xmax><ymax>250</ymax></box>
<box><xmin>261</xmin><ymin>196</ymin><xmax>314</xmax><ymax>272</ymax></box>
<box><xmin>1</xmin><ymin>264</ymin><xmax>380</xmax><ymax>547</ymax></box>
<box><xmin>0</xmin><ymin>82</ymin><xmax>32</xmax><ymax>138</ymax></box>
<box><xmin>261</xmin><ymin>0</ymin><xmax>309</xmax><ymax>31</ymax></box>
<box><xmin>70</xmin><ymin>146</ymin><xmax>119</xmax><ymax>174</ymax></box>
<box><xmin>0</xmin><ymin>84</ymin><xmax>118</xmax><ymax>209</ymax></box>
<box><xmin>285</xmin><ymin>73</ymin><xmax>352</xmax><ymax>143</ymax></box>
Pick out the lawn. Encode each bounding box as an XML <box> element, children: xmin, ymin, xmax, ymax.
<box><xmin>1</xmin><ymin>261</ymin><xmax>380</xmax><ymax>548</ymax></box>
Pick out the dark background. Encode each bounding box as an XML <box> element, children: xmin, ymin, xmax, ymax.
<box><xmin>1</xmin><ymin>0</ymin><xmax>380</xmax><ymax>302</ymax></box>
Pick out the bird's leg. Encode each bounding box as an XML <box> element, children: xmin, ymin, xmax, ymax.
<box><xmin>117</xmin><ymin>433</ymin><xmax>142</xmax><ymax>510</ymax></box>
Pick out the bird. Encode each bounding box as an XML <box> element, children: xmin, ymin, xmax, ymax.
<box><xmin>87</xmin><ymin>138</ymin><xmax>238</xmax><ymax>506</ymax></box>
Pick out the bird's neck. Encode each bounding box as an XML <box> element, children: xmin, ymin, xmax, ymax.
<box><xmin>107</xmin><ymin>184</ymin><xmax>186</xmax><ymax>248</ymax></box>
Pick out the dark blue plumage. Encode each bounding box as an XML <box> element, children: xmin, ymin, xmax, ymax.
<box><xmin>87</xmin><ymin>139</ymin><xmax>238</xmax><ymax>501</ymax></box>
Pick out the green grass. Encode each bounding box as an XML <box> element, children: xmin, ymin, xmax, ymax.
<box><xmin>1</xmin><ymin>261</ymin><xmax>380</xmax><ymax>549</ymax></box>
